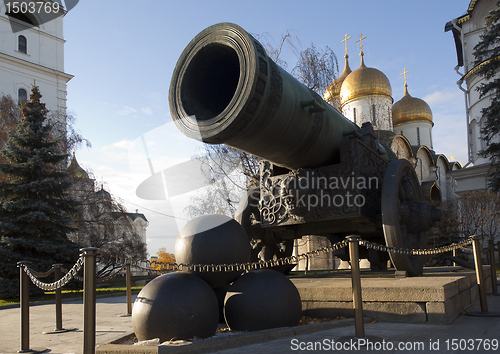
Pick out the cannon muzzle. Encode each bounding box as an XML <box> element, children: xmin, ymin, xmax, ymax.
<box><xmin>169</xmin><ymin>23</ymin><xmax>359</xmax><ymax>169</ymax></box>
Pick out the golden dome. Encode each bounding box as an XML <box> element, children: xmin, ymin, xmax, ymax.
<box><xmin>392</xmin><ymin>85</ymin><xmax>433</xmax><ymax>127</ymax></box>
<box><xmin>340</xmin><ymin>55</ymin><xmax>392</xmax><ymax>106</ymax></box>
<box><xmin>67</xmin><ymin>152</ymin><xmax>89</xmax><ymax>179</ymax></box>
<box><xmin>323</xmin><ymin>55</ymin><xmax>352</xmax><ymax>103</ymax></box>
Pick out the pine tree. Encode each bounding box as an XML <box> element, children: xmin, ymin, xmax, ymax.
<box><xmin>0</xmin><ymin>86</ymin><xmax>80</xmax><ymax>298</ymax></box>
<box><xmin>473</xmin><ymin>1</ymin><xmax>500</xmax><ymax>192</ymax></box>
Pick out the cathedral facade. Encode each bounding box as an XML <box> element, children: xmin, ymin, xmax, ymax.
<box><xmin>323</xmin><ymin>37</ymin><xmax>459</xmax><ymax>203</ymax></box>
<box><xmin>296</xmin><ymin>0</ymin><xmax>500</xmax><ymax>271</ymax></box>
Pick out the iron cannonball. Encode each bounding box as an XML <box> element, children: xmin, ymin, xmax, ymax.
<box><xmin>223</xmin><ymin>269</ymin><xmax>302</xmax><ymax>331</ymax></box>
<box><xmin>213</xmin><ymin>284</ymin><xmax>230</xmax><ymax>323</ymax></box>
<box><xmin>132</xmin><ymin>272</ymin><xmax>219</xmax><ymax>342</ymax></box>
<box><xmin>174</xmin><ymin>214</ymin><xmax>251</xmax><ymax>288</ymax></box>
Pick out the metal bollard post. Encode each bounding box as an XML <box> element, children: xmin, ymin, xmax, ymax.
<box><xmin>43</xmin><ymin>264</ymin><xmax>77</xmax><ymax>335</ymax></box>
<box><xmin>54</xmin><ymin>264</ymin><xmax>63</xmax><ymax>330</ymax></box>
<box><xmin>346</xmin><ymin>235</ymin><xmax>365</xmax><ymax>338</ymax></box>
<box><xmin>82</xmin><ymin>248</ymin><xmax>99</xmax><ymax>354</ymax></box>
<box><xmin>497</xmin><ymin>242</ymin><xmax>500</xmax><ymax>271</ymax></box>
<box><xmin>472</xmin><ymin>236</ymin><xmax>488</xmax><ymax>312</ymax></box>
<box><xmin>490</xmin><ymin>242</ymin><xmax>498</xmax><ymax>295</ymax></box>
<box><xmin>497</xmin><ymin>242</ymin><xmax>500</xmax><ymax>272</ymax></box>
<box><xmin>17</xmin><ymin>261</ymin><xmax>31</xmax><ymax>353</ymax></box>
<box><xmin>126</xmin><ymin>260</ymin><xmax>132</xmax><ymax>315</ymax></box>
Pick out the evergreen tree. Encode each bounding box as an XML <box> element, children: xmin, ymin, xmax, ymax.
<box><xmin>0</xmin><ymin>86</ymin><xmax>80</xmax><ymax>298</ymax></box>
<box><xmin>473</xmin><ymin>1</ymin><xmax>500</xmax><ymax>192</ymax></box>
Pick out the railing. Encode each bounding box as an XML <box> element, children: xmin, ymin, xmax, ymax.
<box><xmin>16</xmin><ymin>236</ymin><xmax>498</xmax><ymax>353</ymax></box>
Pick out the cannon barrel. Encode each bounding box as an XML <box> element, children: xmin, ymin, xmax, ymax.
<box><xmin>169</xmin><ymin>23</ymin><xmax>360</xmax><ymax>170</ymax></box>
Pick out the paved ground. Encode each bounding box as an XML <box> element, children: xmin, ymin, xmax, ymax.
<box><xmin>1</xmin><ymin>280</ymin><xmax>500</xmax><ymax>354</ymax></box>
<box><xmin>0</xmin><ymin>294</ymin><xmax>136</xmax><ymax>354</ymax></box>
<box><xmin>209</xmin><ymin>293</ymin><xmax>500</xmax><ymax>354</ymax></box>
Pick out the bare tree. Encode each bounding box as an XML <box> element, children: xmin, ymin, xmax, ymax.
<box><xmin>292</xmin><ymin>44</ymin><xmax>339</xmax><ymax>95</ymax></box>
<box><xmin>457</xmin><ymin>190</ymin><xmax>500</xmax><ymax>245</ymax></box>
<box><xmin>67</xmin><ymin>173</ymin><xmax>147</xmax><ymax>275</ymax></box>
<box><xmin>0</xmin><ymin>95</ymin><xmax>22</xmax><ymax>183</ymax></box>
<box><xmin>428</xmin><ymin>190</ymin><xmax>500</xmax><ymax>265</ymax></box>
<box><xmin>49</xmin><ymin>109</ymin><xmax>91</xmax><ymax>156</ymax></box>
<box><xmin>0</xmin><ymin>95</ymin><xmax>21</xmax><ymax>148</ymax></box>
<box><xmin>427</xmin><ymin>197</ymin><xmax>463</xmax><ymax>265</ymax></box>
<box><xmin>184</xmin><ymin>144</ymin><xmax>259</xmax><ymax>218</ymax></box>
<box><xmin>0</xmin><ymin>94</ymin><xmax>90</xmax><ymax>175</ymax></box>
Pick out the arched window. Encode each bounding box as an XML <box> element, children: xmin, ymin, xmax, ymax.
<box><xmin>18</xmin><ymin>35</ymin><xmax>27</xmax><ymax>54</ymax></box>
<box><xmin>18</xmin><ymin>88</ymin><xmax>27</xmax><ymax>104</ymax></box>
<box><xmin>353</xmin><ymin>108</ymin><xmax>356</xmax><ymax>124</ymax></box>
<box><xmin>371</xmin><ymin>105</ymin><xmax>376</xmax><ymax>125</ymax></box>
<box><xmin>417</xmin><ymin>127</ymin><xmax>421</xmax><ymax>146</ymax></box>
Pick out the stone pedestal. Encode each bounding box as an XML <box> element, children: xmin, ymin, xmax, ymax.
<box><xmin>292</xmin><ymin>266</ymin><xmax>492</xmax><ymax>324</ymax></box>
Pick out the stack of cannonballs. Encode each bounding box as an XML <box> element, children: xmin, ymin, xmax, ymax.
<box><xmin>132</xmin><ymin>214</ymin><xmax>302</xmax><ymax>343</ymax></box>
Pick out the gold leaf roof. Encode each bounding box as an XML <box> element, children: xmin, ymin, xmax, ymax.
<box><xmin>392</xmin><ymin>85</ymin><xmax>433</xmax><ymax>127</ymax></box>
<box><xmin>67</xmin><ymin>152</ymin><xmax>89</xmax><ymax>179</ymax></box>
<box><xmin>339</xmin><ymin>55</ymin><xmax>392</xmax><ymax>106</ymax></box>
<box><xmin>323</xmin><ymin>55</ymin><xmax>352</xmax><ymax>102</ymax></box>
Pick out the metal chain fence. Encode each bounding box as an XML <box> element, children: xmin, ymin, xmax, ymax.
<box><xmin>28</xmin><ymin>265</ymin><xmax>57</xmax><ymax>279</ymax></box>
<box><xmin>21</xmin><ymin>257</ymin><xmax>84</xmax><ymax>291</ymax></box>
<box><xmin>360</xmin><ymin>238</ymin><xmax>474</xmax><ymax>256</ymax></box>
<box><xmin>20</xmin><ymin>236</ymin><xmax>477</xmax><ymax>291</ymax></box>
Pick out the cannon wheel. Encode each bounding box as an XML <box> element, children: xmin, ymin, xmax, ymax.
<box><xmin>234</xmin><ymin>187</ymin><xmax>294</xmax><ymax>270</ymax></box>
<box><xmin>381</xmin><ymin>159</ymin><xmax>426</xmax><ymax>276</ymax></box>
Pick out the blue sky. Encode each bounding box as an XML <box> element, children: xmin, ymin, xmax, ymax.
<box><xmin>62</xmin><ymin>0</ymin><xmax>472</xmax><ymax>255</ymax></box>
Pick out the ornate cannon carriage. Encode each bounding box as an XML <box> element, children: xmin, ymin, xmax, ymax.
<box><xmin>169</xmin><ymin>23</ymin><xmax>440</xmax><ymax>276</ymax></box>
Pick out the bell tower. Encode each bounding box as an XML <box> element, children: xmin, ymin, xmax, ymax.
<box><xmin>0</xmin><ymin>1</ymin><xmax>73</xmax><ymax>121</ymax></box>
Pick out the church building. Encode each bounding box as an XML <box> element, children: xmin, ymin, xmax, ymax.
<box><xmin>297</xmin><ymin>0</ymin><xmax>500</xmax><ymax>271</ymax></box>
<box><xmin>0</xmin><ymin>1</ymin><xmax>72</xmax><ymax>121</ymax></box>
<box><xmin>324</xmin><ymin>34</ymin><xmax>459</xmax><ymax>203</ymax></box>
<box><xmin>67</xmin><ymin>152</ymin><xmax>149</xmax><ymax>254</ymax></box>
<box><xmin>295</xmin><ymin>32</ymin><xmax>463</xmax><ymax>272</ymax></box>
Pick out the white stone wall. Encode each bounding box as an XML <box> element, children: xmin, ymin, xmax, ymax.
<box><xmin>0</xmin><ymin>4</ymin><xmax>71</xmax><ymax>115</ymax></box>
<box><xmin>460</xmin><ymin>0</ymin><xmax>499</xmax><ymax>166</ymax></box>
<box><xmin>395</xmin><ymin>121</ymin><xmax>433</xmax><ymax>148</ymax></box>
<box><xmin>133</xmin><ymin>217</ymin><xmax>148</xmax><ymax>246</ymax></box>
<box><xmin>415</xmin><ymin>148</ymin><xmax>434</xmax><ymax>183</ymax></box>
<box><xmin>436</xmin><ymin>156</ymin><xmax>449</xmax><ymax>200</ymax></box>
<box><xmin>342</xmin><ymin>95</ymin><xmax>393</xmax><ymax>131</ymax></box>
<box><xmin>461</xmin><ymin>1</ymin><xmax>493</xmax><ymax>74</ymax></box>
<box><xmin>390</xmin><ymin>136</ymin><xmax>413</xmax><ymax>160</ymax></box>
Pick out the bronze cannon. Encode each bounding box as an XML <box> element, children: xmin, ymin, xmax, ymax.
<box><xmin>169</xmin><ymin>23</ymin><xmax>440</xmax><ymax>276</ymax></box>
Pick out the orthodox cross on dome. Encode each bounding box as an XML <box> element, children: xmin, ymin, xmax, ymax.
<box><xmin>401</xmin><ymin>68</ymin><xmax>410</xmax><ymax>87</ymax></box>
<box><xmin>341</xmin><ymin>34</ymin><xmax>351</xmax><ymax>56</ymax></box>
<box><xmin>356</xmin><ymin>33</ymin><xmax>367</xmax><ymax>55</ymax></box>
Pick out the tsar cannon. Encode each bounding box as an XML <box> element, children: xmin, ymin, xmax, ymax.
<box><xmin>169</xmin><ymin>23</ymin><xmax>440</xmax><ymax>276</ymax></box>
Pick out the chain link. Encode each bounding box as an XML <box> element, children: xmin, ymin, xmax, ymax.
<box><xmin>359</xmin><ymin>238</ymin><xmax>474</xmax><ymax>256</ymax></box>
<box><xmin>129</xmin><ymin>239</ymin><xmax>350</xmax><ymax>275</ymax></box>
<box><xmin>29</xmin><ymin>266</ymin><xmax>57</xmax><ymax>278</ymax></box>
<box><xmin>20</xmin><ymin>237</ymin><xmax>477</xmax><ymax>290</ymax></box>
<box><xmin>22</xmin><ymin>257</ymin><xmax>84</xmax><ymax>291</ymax></box>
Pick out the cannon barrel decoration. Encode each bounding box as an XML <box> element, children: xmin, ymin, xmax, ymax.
<box><xmin>169</xmin><ymin>23</ymin><xmax>440</xmax><ymax>276</ymax></box>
